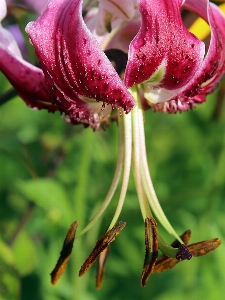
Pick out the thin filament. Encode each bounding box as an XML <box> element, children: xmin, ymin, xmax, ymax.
<box><xmin>78</xmin><ymin>115</ymin><xmax>125</xmax><ymax>236</ymax></box>
<box><xmin>108</xmin><ymin>110</ymin><xmax>132</xmax><ymax>230</ymax></box>
<box><xmin>137</xmin><ymin>89</ymin><xmax>182</xmax><ymax>242</ymax></box>
<box><xmin>131</xmin><ymin>87</ymin><xmax>152</xmax><ymax>219</ymax></box>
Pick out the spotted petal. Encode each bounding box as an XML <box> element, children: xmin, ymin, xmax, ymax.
<box><xmin>125</xmin><ymin>0</ymin><xmax>225</xmax><ymax>113</ymax></box>
<box><xmin>26</xmin><ymin>0</ymin><xmax>135</xmax><ymax>127</ymax></box>
<box><xmin>153</xmin><ymin>0</ymin><xmax>225</xmax><ymax>113</ymax></box>
<box><xmin>124</xmin><ymin>0</ymin><xmax>205</xmax><ymax>91</ymax></box>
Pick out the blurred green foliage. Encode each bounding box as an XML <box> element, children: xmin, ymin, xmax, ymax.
<box><xmin>0</xmin><ymin>69</ymin><xmax>225</xmax><ymax>300</ymax></box>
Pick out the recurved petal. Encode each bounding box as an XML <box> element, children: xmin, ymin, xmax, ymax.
<box><xmin>0</xmin><ymin>46</ymin><xmax>54</xmax><ymax>110</ymax></box>
<box><xmin>26</xmin><ymin>0</ymin><xmax>135</xmax><ymax>126</ymax></box>
<box><xmin>0</xmin><ymin>0</ymin><xmax>55</xmax><ymax>110</ymax></box>
<box><xmin>124</xmin><ymin>0</ymin><xmax>205</xmax><ymax>90</ymax></box>
<box><xmin>182</xmin><ymin>0</ymin><xmax>225</xmax><ymax>96</ymax></box>
<box><xmin>152</xmin><ymin>0</ymin><xmax>225</xmax><ymax>113</ymax></box>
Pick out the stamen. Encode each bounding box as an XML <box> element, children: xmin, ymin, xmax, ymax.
<box><xmin>153</xmin><ymin>236</ymin><xmax>221</xmax><ymax>273</ymax></box>
<box><xmin>188</xmin><ymin>238</ymin><xmax>221</xmax><ymax>257</ymax></box>
<box><xmin>96</xmin><ymin>247</ymin><xmax>110</xmax><ymax>290</ymax></box>
<box><xmin>50</xmin><ymin>221</ymin><xmax>78</xmax><ymax>285</ymax></box>
<box><xmin>170</xmin><ymin>229</ymin><xmax>191</xmax><ymax>247</ymax></box>
<box><xmin>78</xmin><ymin>115</ymin><xmax>125</xmax><ymax>236</ymax></box>
<box><xmin>141</xmin><ymin>217</ymin><xmax>158</xmax><ymax>287</ymax></box>
<box><xmin>108</xmin><ymin>111</ymin><xmax>132</xmax><ymax>229</ymax></box>
<box><xmin>153</xmin><ymin>255</ymin><xmax>178</xmax><ymax>273</ymax></box>
<box><xmin>79</xmin><ymin>221</ymin><xmax>126</xmax><ymax>277</ymax></box>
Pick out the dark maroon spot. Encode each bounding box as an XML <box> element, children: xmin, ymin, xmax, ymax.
<box><xmin>103</xmin><ymin>82</ymin><xmax>109</xmax><ymax>90</ymax></box>
<box><xmin>183</xmin><ymin>65</ymin><xmax>191</xmax><ymax>73</ymax></box>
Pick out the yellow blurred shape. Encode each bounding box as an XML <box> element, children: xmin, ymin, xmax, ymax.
<box><xmin>189</xmin><ymin>3</ymin><xmax>225</xmax><ymax>40</ymax></box>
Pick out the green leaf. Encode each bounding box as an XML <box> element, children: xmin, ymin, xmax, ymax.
<box><xmin>11</xmin><ymin>230</ymin><xmax>37</xmax><ymax>276</ymax></box>
<box><xmin>0</xmin><ymin>239</ymin><xmax>15</xmax><ymax>266</ymax></box>
<box><xmin>0</xmin><ymin>240</ymin><xmax>20</xmax><ymax>300</ymax></box>
<box><xmin>16</xmin><ymin>178</ymin><xmax>73</xmax><ymax>223</ymax></box>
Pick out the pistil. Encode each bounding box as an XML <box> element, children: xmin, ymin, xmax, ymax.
<box><xmin>79</xmin><ymin>85</ymin><xmax>183</xmax><ymax>258</ymax></box>
<box><xmin>130</xmin><ymin>86</ymin><xmax>184</xmax><ymax>257</ymax></box>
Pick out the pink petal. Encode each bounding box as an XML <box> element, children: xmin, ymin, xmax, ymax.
<box><xmin>26</xmin><ymin>0</ymin><xmax>135</xmax><ymax>122</ymax></box>
<box><xmin>0</xmin><ymin>47</ymin><xmax>54</xmax><ymax>110</ymax></box>
<box><xmin>124</xmin><ymin>0</ymin><xmax>205</xmax><ymax>90</ymax></box>
<box><xmin>0</xmin><ymin>46</ymin><xmax>105</xmax><ymax>127</ymax></box>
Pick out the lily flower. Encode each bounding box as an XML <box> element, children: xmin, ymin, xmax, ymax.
<box><xmin>1</xmin><ymin>0</ymin><xmax>224</xmax><ymax>287</ymax></box>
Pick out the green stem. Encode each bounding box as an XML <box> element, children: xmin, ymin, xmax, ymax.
<box><xmin>0</xmin><ymin>88</ymin><xmax>17</xmax><ymax>106</ymax></box>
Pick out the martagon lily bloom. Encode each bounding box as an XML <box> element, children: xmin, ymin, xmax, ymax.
<box><xmin>0</xmin><ymin>0</ymin><xmax>224</xmax><ymax>288</ymax></box>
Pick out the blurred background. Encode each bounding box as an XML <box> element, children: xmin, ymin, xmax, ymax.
<box><xmin>1</xmin><ymin>1</ymin><xmax>225</xmax><ymax>300</ymax></box>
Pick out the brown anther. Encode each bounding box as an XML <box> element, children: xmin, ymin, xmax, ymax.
<box><xmin>171</xmin><ymin>230</ymin><xmax>191</xmax><ymax>248</ymax></box>
<box><xmin>96</xmin><ymin>246</ymin><xmax>110</xmax><ymax>290</ymax></box>
<box><xmin>79</xmin><ymin>221</ymin><xmax>126</xmax><ymax>277</ymax></box>
<box><xmin>188</xmin><ymin>238</ymin><xmax>221</xmax><ymax>257</ymax></box>
<box><xmin>141</xmin><ymin>217</ymin><xmax>158</xmax><ymax>287</ymax></box>
<box><xmin>50</xmin><ymin>221</ymin><xmax>78</xmax><ymax>285</ymax></box>
<box><xmin>153</xmin><ymin>255</ymin><xmax>178</xmax><ymax>273</ymax></box>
